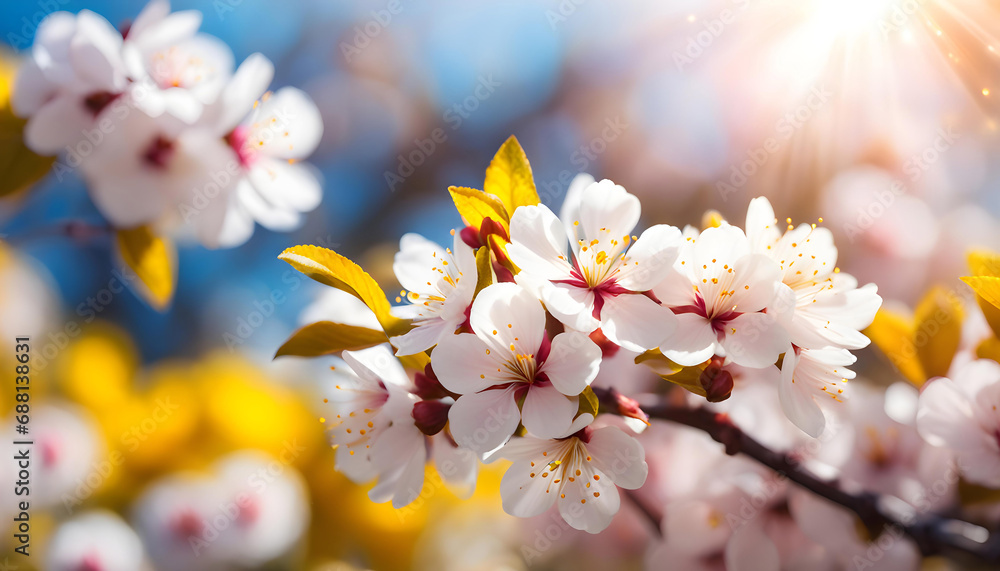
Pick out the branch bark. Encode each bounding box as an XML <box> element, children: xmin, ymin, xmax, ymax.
<box><xmin>593</xmin><ymin>387</ymin><xmax>1000</xmax><ymax>564</ymax></box>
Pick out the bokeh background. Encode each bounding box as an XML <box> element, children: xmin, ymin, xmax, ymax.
<box><xmin>1</xmin><ymin>0</ymin><xmax>1000</xmax><ymax>569</ymax></box>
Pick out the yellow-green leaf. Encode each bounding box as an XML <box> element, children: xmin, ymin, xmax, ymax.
<box><xmin>278</xmin><ymin>245</ymin><xmax>409</xmax><ymax>337</ymax></box>
<box><xmin>483</xmin><ymin>135</ymin><xmax>540</xmax><ymax>212</ymax></box>
<box><xmin>398</xmin><ymin>351</ymin><xmax>430</xmax><ymax>372</ymax></box>
<box><xmin>865</xmin><ymin>310</ymin><xmax>926</xmax><ymax>386</ymax></box>
<box><xmin>474</xmin><ymin>244</ymin><xmax>493</xmax><ymax>297</ymax></box>
<box><xmin>976</xmin><ymin>336</ymin><xmax>1000</xmax><ymax>363</ymax></box>
<box><xmin>958</xmin><ymin>479</ymin><xmax>1000</xmax><ymax>506</ymax></box>
<box><xmin>448</xmin><ymin>185</ymin><xmax>509</xmax><ymax>231</ymax></box>
<box><xmin>116</xmin><ymin>226</ymin><xmax>176</xmax><ymax>311</ymax></box>
<box><xmin>0</xmin><ymin>58</ymin><xmax>54</xmax><ymax>198</ymax></box>
<box><xmin>968</xmin><ymin>250</ymin><xmax>1000</xmax><ymax>278</ymax></box>
<box><xmin>913</xmin><ymin>286</ymin><xmax>963</xmax><ymax>380</ymax></box>
<box><xmin>577</xmin><ymin>385</ymin><xmax>600</xmax><ymax>418</ymax></box>
<box><xmin>977</xmin><ymin>297</ymin><xmax>1000</xmax><ymax>340</ymax></box>
<box><xmin>962</xmin><ymin>276</ymin><xmax>1000</xmax><ymax>312</ymax></box>
<box><xmin>275</xmin><ymin>321</ymin><xmax>388</xmax><ymax>358</ymax></box>
<box><xmin>635</xmin><ymin>349</ymin><xmax>708</xmax><ymax>398</ymax></box>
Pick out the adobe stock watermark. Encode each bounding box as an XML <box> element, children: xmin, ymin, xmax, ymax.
<box><xmin>545</xmin><ymin>0</ymin><xmax>590</xmax><ymax>30</ymax></box>
<box><xmin>842</xmin><ymin>126</ymin><xmax>959</xmax><ymax>243</ymax></box>
<box><xmin>339</xmin><ymin>0</ymin><xmax>405</xmax><ymax>61</ymax></box>
<box><xmin>877</xmin><ymin>0</ymin><xmax>928</xmax><ymax>38</ymax></box>
<box><xmin>536</xmin><ymin>116</ymin><xmax>629</xmax><ymax>205</ymax></box>
<box><xmin>673</xmin><ymin>0</ymin><xmax>751</xmax><ymax>71</ymax></box>
<box><xmin>384</xmin><ymin>74</ymin><xmax>501</xmax><ymax>191</ymax></box>
<box><xmin>5</xmin><ymin>0</ymin><xmax>71</xmax><ymax>53</ymax></box>
<box><xmin>717</xmin><ymin>84</ymin><xmax>833</xmax><ymax>202</ymax></box>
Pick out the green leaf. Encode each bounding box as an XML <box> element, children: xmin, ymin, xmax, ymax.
<box><xmin>275</xmin><ymin>321</ymin><xmax>388</xmax><ymax>358</ymax></box>
<box><xmin>278</xmin><ymin>245</ymin><xmax>410</xmax><ymax>337</ymax></box>
<box><xmin>116</xmin><ymin>225</ymin><xmax>176</xmax><ymax>311</ymax></box>
<box><xmin>483</xmin><ymin>135</ymin><xmax>539</xmax><ymax>213</ymax></box>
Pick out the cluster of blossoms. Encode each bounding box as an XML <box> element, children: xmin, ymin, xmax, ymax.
<box><xmin>13</xmin><ymin>0</ymin><xmax>323</xmax><ymax>248</ymax></box>
<box><xmin>281</xmin><ymin>137</ymin><xmax>887</xmax><ymax>534</ymax></box>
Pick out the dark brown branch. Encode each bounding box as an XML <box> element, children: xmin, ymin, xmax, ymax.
<box><xmin>592</xmin><ymin>387</ymin><xmax>1000</xmax><ymax>565</ymax></box>
<box><xmin>623</xmin><ymin>489</ymin><xmax>662</xmax><ymax>536</ymax></box>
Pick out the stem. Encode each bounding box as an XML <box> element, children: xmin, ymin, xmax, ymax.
<box><xmin>593</xmin><ymin>387</ymin><xmax>1000</xmax><ymax>564</ymax></box>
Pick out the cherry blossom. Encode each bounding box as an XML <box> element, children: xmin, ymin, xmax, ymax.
<box><xmin>506</xmin><ymin>178</ymin><xmax>681</xmax><ymax>352</ymax></box>
<box><xmin>917</xmin><ymin>359</ymin><xmax>1000</xmax><ymax>488</ymax></box>
<box><xmin>655</xmin><ymin>223</ymin><xmax>788</xmax><ymax>368</ymax></box>
<box><xmin>490</xmin><ymin>420</ymin><xmax>647</xmax><ymax>533</ymax></box>
<box><xmin>433</xmin><ymin>283</ymin><xmax>602</xmax><ymax>452</ymax></box>
<box><xmin>389</xmin><ymin>232</ymin><xmax>477</xmax><ymax>355</ymax></box>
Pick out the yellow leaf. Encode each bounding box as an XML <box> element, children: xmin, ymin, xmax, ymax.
<box><xmin>913</xmin><ymin>286</ymin><xmax>963</xmax><ymax>380</ymax></box>
<box><xmin>958</xmin><ymin>479</ymin><xmax>1000</xmax><ymax>506</ymax></box>
<box><xmin>483</xmin><ymin>135</ymin><xmax>540</xmax><ymax>212</ymax></box>
<box><xmin>278</xmin><ymin>245</ymin><xmax>409</xmax><ymax>337</ymax></box>
<box><xmin>116</xmin><ymin>226</ymin><xmax>176</xmax><ymax>310</ymax></box>
<box><xmin>978</xmin><ymin>297</ymin><xmax>1000</xmax><ymax>340</ymax></box>
<box><xmin>448</xmin><ymin>185</ymin><xmax>509</xmax><ymax>232</ymax></box>
<box><xmin>398</xmin><ymin>351</ymin><xmax>430</xmax><ymax>372</ymax></box>
<box><xmin>968</xmin><ymin>250</ymin><xmax>1000</xmax><ymax>278</ymax></box>
<box><xmin>635</xmin><ymin>349</ymin><xmax>708</xmax><ymax>398</ymax></box>
<box><xmin>275</xmin><ymin>321</ymin><xmax>388</xmax><ymax>358</ymax></box>
<box><xmin>865</xmin><ymin>310</ymin><xmax>926</xmax><ymax>386</ymax></box>
<box><xmin>0</xmin><ymin>55</ymin><xmax>54</xmax><ymax>198</ymax></box>
<box><xmin>975</xmin><ymin>336</ymin><xmax>1000</xmax><ymax>363</ymax></box>
<box><xmin>577</xmin><ymin>386</ymin><xmax>600</xmax><ymax>418</ymax></box>
<box><xmin>961</xmin><ymin>276</ymin><xmax>1000</xmax><ymax>312</ymax></box>
<box><xmin>474</xmin><ymin>244</ymin><xmax>493</xmax><ymax>297</ymax></box>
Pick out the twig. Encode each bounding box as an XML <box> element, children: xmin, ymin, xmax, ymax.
<box><xmin>592</xmin><ymin>387</ymin><xmax>1000</xmax><ymax>564</ymax></box>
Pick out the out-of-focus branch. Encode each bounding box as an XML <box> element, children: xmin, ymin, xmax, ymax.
<box><xmin>592</xmin><ymin>386</ymin><xmax>1000</xmax><ymax>565</ymax></box>
<box><xmin>5</xmin><ymin>219</ymin><xmax>112</xmax><ymax>243</ymax></box>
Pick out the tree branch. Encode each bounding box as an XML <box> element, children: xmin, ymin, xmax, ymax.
<box><xmin>592</xmin><ymin>387</ymin><xmax>1000</xmax><ymax>564</ymax></box>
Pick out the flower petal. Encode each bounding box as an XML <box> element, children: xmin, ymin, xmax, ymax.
<box><xmin>24</xmin><ymin>93</ymin><xmax>93</xmax><ymax>155</ymax></box>
<box><xmin>217</xmin><ymin>53</ymin><xmax>273</xmax><ymax>133</ymax></box>
<box><xmin>500</xmin><ymin>457</ymin><xmax>558</xmax><ymax>518</ymax></box>
<box><xmin>660</xmin><ymin>313</ymin><xmax>718</xmax><ymax>366</ymax></box>
<box><xmin>426</xmin><ymin>332</ymin><xmax>498</xmax><ymax>394</ymax></box>
<box><xmin>470</xmin><ymin>283</ymin><xmax>545</xmax><ymax>357</ymax></box>
<box><xmin>779</xmin><ymin>349</ymin><xmax>825</xmax><ymax>438</ymax></box>
<box><xmin>578</xmin><ymin>179</ymin><xmax>639</xmax><ymax>243</ymax></box>
<box><xmin>615</xmin><ymin>224</ymin><xmax>682</xmax><ymax>292</ymax></box>
<box><xmin>600</xmin><ymin>293</ymin><xmax>677</xmax><ymax>352</ymax></box>
<box><xmin>521</xmin><ymin>384</ymin><xmax>576</xmax><ymax>439</ymax></box>
<box><xmin>542</xmin><ymin>331</ymin><xmax>602</xmax><ymax>395</ymax></box>
<box><xmin>447</xmin><ymin>387</ymin><xmax>520</xmax><ymax>453</ymax></box>
<box><xmin>507</xmin><ymin>204</ymin><xmax>573</xmax><ymax>281</ymax></box>
<box><xmin>539</xmin><ymin>282</ymin><xmax>599</xmax><ymax>333</ymax></box>
<box><xmin>557</xmin><ymin>464</ymin><xmax>621</xmax><ymax>533</ymax></box>
<box><xmin>251</xmin><ymin>87</ymin><xmax>323</xmax><ymax>160</ymax></box>
<box><xmin>721</xmin><ymin>312</ymin><xmax>789</xmax><ymax>369</ymax></box>
<box><xmin>586</xmin><ymin>426</ymin><xmax>648</xmax><ymax>489</ymax></box>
